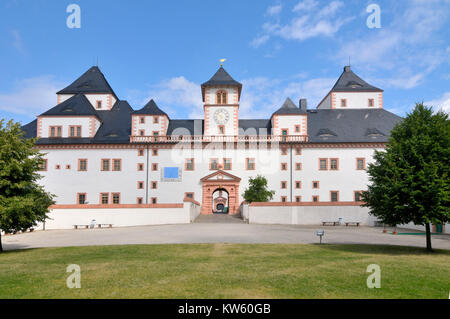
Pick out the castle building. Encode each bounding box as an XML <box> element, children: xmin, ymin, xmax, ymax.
<box><xmin>21</xmin><ymin>64</ymin><xmax>401</xmax><ymax>220</ymax></box>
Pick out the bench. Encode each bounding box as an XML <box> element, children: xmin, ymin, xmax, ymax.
<box><xmin>97</xmin><ymin>224</ymin><xmax>113</xmax><ymax>228</ymax></box>
<box><xmin>345</xmin><ymin>222</ymin><xmax>360</xmax><ymax>227</ymax></box>
<box><xmin>73</xmin><ymin>224</ymin><xmax>89</xmax><ymax>229</ymax></box>
<box><xmin>322</xmin><ymin>221</ymin><xmax>340</xmax><ymax>226</ymax></box>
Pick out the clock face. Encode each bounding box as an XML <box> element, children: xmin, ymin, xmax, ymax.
<box><xmin>213</xmin><ymin>109</ymin><xmax>230</xmax><ymax>124</ymax></box>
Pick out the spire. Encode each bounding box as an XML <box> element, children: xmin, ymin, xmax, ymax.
<box><xmin>201</xmin><ymin>66</ymin><xmax>242</xmax><ymax>102</ymax></box>
<box><xmin>331</xmin><ymin>66</ymin><xmax>383</xmax><ymax>92</ymax></box>
<box><xmin>133</xmin><ymin>99</ymin><xmax>169</xmax><ymax>118</ymax></box>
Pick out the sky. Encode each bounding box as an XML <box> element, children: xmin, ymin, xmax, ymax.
<box><xmin>0</xmin><ymin>0</ymin><xmax>449</xmax><ymax>125</ymax></box>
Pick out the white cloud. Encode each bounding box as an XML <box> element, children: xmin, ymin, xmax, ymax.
<box><xmin>252</xmin><ymin>0</ymin><xmax>352</xmax><ymax>44</ymax></box>
<box><xmin>266</xmin><ymin>4</ymin><xmax>282</xmax><ymax>16</ymax></box>
<box><xmin>0</xmin><ymin>76</ymin><xmax>64</xmax><ymax>118</ymax></box>
<box><xmin>426</xmin><ymin>92</ymin><xmax>450</xmax><ymax>113</ymax></box>
<box><xmin>10</xmin><ymin>29</ymin><xmax>26</xmax><ymax>55</ymax></box>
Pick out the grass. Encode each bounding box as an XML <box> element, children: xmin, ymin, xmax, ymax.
<box><xmin>0</xmin><ymin>244</ymin><xmax>449</xmax><ymax>299</ymax></box>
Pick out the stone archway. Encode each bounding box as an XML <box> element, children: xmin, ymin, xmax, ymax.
<box><xmin>200</xmin><ymin>170</ymin><xmax>241</xmax><ymax>215</ymax></box>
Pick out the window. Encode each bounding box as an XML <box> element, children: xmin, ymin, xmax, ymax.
<box><xmin>295</xmin><ymin>181</ymin><xmax>301</xmax><ymax>189</ymax></box>
<box><xmin>319</xmin><ymin>158</ymin><xmax>328</xmax><ymax>170</ymax></box>
<box><xmin>218</xmin><ymin>125</ymin><xmax>225</xmax><ymax>134</ymax></box>
<box><xmin>185</xmin><ymin>192</ymin><xmax>194</xmax><ymax>199</ymax></box>
<box><xmin>330</xmin><ymin>191</ymin><xmax>339</xmax><ymax>202</ymax></box>
<box><xmin>151</xmin><ymin>181</ymin><xmax>157</xmax><ymax>189</ymax></box>
<box><xmin>281</xmin><ymin>181</ymin><xmax>287</xmax><ymax>189</ymax></box>
<box><xmin>153</xmin><ymin>131</ymin><xmax>159</xmax><ymax>142</ymax></box>
<box><xmin>223</xmin><ymin>158</ymin><xmax>232</xmax><ymax>170</ymax></box>
<box><xmin>295</xmin><ymin>196</ymin><xmax>302</xmax><ymax>203</ymax></box>
<box><xmin>210</xmin><ymin>159</ymin><xmax>219</xmax><ymax>170</ymax></box>
<box><xmin>38</xmin><ymin>159</ymin><xmax>47</xmax><ymax>171</ymax></box>
<box><xmin>281</xmin><ymin>129</ymin><xmax>288</xmax><ymax>142</ymax></box>
<box><xmin>185</xmin><ymin>158</ymin><xmax>194</xmax><ymax>171</ymax></box>
<box><xmin>356</xmin><ymin>158</ymin><xmax>366</xmax><ymax>170</ymax></box>
<box><xmin>77</xmin><ymin>193</ymin><xmax>86</xmax><ymax>205</ymax></box>
<box><xmin>138</xmin><ymin>149</ymin><xmax>144</xmax><ymax>156</ymax></box>
<box><xmin>151</xmin><ymin>197</ymin><xmax>157</xmax><ymax>204</ymax></box>
<box><xmin>295</xmin><ymin>125</ymin><xmax>300</xmax><ymax>133</ymax></box>
<box><xmin>330</xmin><ymin>158</ymin><xmax>339</xmax><ymax>170</ymax></box>
<box><xmin>49</xmin><ymin>126</ymin><xmax>62</xmax><ymax>138</ymax></box>
<box><xmin>216</xmin><ymin>91</ymin><xmax>227</xmax><ymax>104</ymax></box>
<box><xmin>368</xmin><ymin>99</ymin><xmax>374</xmax><ymax>107</ymax></box>
<box><xmin>281</xmin><ymin>163</ymin><xmax>287</xmax><ymax>170</ymax></box>
<box><xmin>139</xmin><ymin>116</ymin><xmax>145</xmax><ymax>124</ymax></box>
<box><xmin>246</xmin><ymin>158</ymin><xmax>255</xmax><ymax>170</ymax></box>
<box><xmin>354</xmin><ymin>191</ymin><xmax>363</xmax><ymax>202</ymax></box>
<box><xmin>78</xmin><ymin>159</ymin><xmax>87</xmax><ymax>171</ymax></box>
<box><xmin>139</xmin><ymin>129</ymin><xmax>145</xmax><ymax>136</ymax></box>
<box><xmin>101</xmin><ymin>159</ymin><xmax>110</xmax><ymax>171</ymax></box>
<box><xmin>66</xmin><ymin>165</ymin><xmax>71</xmax><ymax>169</ymax></box>
<box><xmin>312</xmin><ymin>196</ymin><xmax>319</xmax><ymax>202</ymax></box>
<box><xmin>137</xmin><ymin>197</ymin><xmax>143</xmax><ymax>204</ymax></box>
<box><xmin>295</xmin><ymin>147</ymin><xmax>301</xmax><ymax>155</ymax></box>
<box><xmin>295</xmin><ymin>163</ymin><xmax>302</xmax><ymax>170</ymax></box>
<box><xmin>137</xmin><ymin>163</ymin><xmax>144</xmax><ymax>171</ymax></box>
<box><xmin>281</xmin><ymin>148</ymin><xmax>287</xmax><ymax>155</ymax></box>
<box><xmin>112</xmin><ymin>193</ymin><xmax>120</xmax><ymax>204</ymax></box>
<box><xmin>113</xmin><ymin>159</ymin><xmax>121</xmax><ymax>171</ymax></box>
<box><xmin>312</xmin><ymin>181</ymin><xmax>319</xmax><ymax>189</ymax></box>
<box><xmin>152</xmin><ymin>163</ymin><xmax>158</xmax><ymax>171</ymax></box>
<box><xmin>100</xmin><ymin>193</ymin><xmax>109</xmax><ymax>204</ymax></box>
<box><xmin>69</xmin><ymin>126</ymin><xmax>81</xmax><ymax>137</ymax></box>
<box><xmin>55</xmin><ymin>164</ymin><xmax>61</xmax><ymax>170</ymax></box>
<box><xmin>281</xmin><ymin>196</ymin><xmax>287</xmax><ymax>202</ymax></box>
<box><xmin>137</xmin><ymin>181</ymin><xmax>144</xmax><ymax>189</ymax></box>
<box><xmin>152</xmin><ymin>149</ymin><xmax>158</xmax><ymax>156</ymax></box>
<box><xmin>341</xmin><ymin>99</ymin><xmax>347</xmax><ymax>107</ymax></box>
<box><xmin>96</xmin><ymin>101</ymin><xmax>102</xmax><ymax>109</ymax></box>
<box><xmin>153</xmin><ymin>116</ymin><xmax>159</xmax><ymax>124</ymax></box>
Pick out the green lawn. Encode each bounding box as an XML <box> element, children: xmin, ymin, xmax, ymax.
<box><xmin>1</xmin><ymin>244</ymin><xmax>449</xmax><ymax>299</ymax></box>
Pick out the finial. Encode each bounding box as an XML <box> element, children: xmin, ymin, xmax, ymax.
<box><xmin>220</xmin><ymin>58</ymin><xmax>226</xmax><ymax>67</ymax></box>
<box><xmin>348</xmin><ymin>56</ymin><xmax>351</xmax><ymax>67</ymax></box>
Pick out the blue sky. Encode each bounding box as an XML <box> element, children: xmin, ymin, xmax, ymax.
<box><xmin>0</xmin><ymin>0</ymin><xmax>449</xmax><ymax>125</ymax></box>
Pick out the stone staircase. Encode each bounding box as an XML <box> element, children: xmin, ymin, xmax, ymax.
<box><xmin>194</xmin><ymin>213</ymin><xmax>245</xmax><ymax>223</ymax></box>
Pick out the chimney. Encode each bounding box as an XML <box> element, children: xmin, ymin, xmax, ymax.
<box><xmin>344</xmin><ymin>65</ymin><xmax>351</xmax><ymax>72</ymax></box>
<box><xmin>299</xmin><ymin>98</ymin><xmax>307</xmax><ymax>111</ymax></box>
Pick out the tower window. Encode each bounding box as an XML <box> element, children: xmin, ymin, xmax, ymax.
<box><xmin>96</xmin><ymin>101</ymin><xmax>102</xmax><ymax>109</ymax></box>
<box><xmin>216</xmin><ymin>91</ymin><xmax>227</xmax><ymax>104</ymax></box>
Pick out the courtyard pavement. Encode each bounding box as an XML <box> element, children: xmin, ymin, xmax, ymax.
<box><xmin>2</xmin><ymin>217</ymin><xmax>449</xmax><ymax>251</ymax></box>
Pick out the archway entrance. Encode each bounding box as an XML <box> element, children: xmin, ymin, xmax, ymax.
<box><xmin>212</xmin><ymin>188</ymin><xmax>228</xmax><ymax>214</ymax></box>
<box><xmin>200</xmin><ymin>170</ymin><xmax>241</xmax><ymax>215</ymax></box>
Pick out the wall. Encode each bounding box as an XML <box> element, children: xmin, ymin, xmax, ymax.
<box><xmin>246</xmin><ymin>203</ymin><xmax>376</xmax><ymax>225</ymax></box>
<box><xmin>38</xmin><ymin>116</ymin><xmax>100</xmax><ymax>138</ymax></box>
<box><xmin>35</xmin><ymin>201</ymin><xmax>200</xmax><ymax>230</ymax></box>
<box><xmin>399</xmin><ymin>222</ymin><xmax>450</xmax><ymax>234</ymax></box>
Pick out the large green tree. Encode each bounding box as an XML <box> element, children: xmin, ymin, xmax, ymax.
<box><xmin>0</xmin><ymin>119</ymin><xmax>54</xmax><ymax>252</ymax></box>
<box><xmin>362</xmin><ymin>103</ymin><xmax>449</xmax><ymax>251</ymax></box>
<box><xmin>243</xmin><ymin>175</ymin><xmax>275</xmax><ymax>203</ymax></box>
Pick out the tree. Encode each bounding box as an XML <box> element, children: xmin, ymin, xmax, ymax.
<box><xmin>362</xmin><ymin>103</ymin><xmax>449</xmax><ymax>251</ymax></box>
<box><xmin>243</xmin><ymin>175</ymin><xmax>275</xmax><ymax>203</ymax></box>
<box><xmin>0</xmin><ymin>119</ymin><xmax>55</xmax><ymax>252</ymax></box>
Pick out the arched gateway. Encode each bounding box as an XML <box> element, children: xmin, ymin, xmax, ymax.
<box><xmin>200</xmin><ymin>170</ymin><xmax>241</xmax><ymax>215</ymax></box>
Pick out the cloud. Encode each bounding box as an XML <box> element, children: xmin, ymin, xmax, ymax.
<box><xmin>10</xmin><ymin>29</ymin><xmax>26</xmax><ymax>55</ymax></box>
<box><xmin>252</xmin><ymin>0</ymin><xmax>352</xmax><ymax>45</ymax></box>
<box><xmin>266</xmin><ymin>4</ymin><xmax>282</xmax><ymax>16</ymax></box>
<box><xmin>426</xmin><ymin>92</ymin><xmax>450</xmax><ymax>113</ymax></box>
<box><xmin>0</xmin><ymin>76</ymin><xmax>64</xmax><ymax>118</ymax></box>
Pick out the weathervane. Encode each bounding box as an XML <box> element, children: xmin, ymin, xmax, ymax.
<box><xmin>220</xmin><ymin>58</ymin><xmax>226</xmax><ymax>67</ymax></box>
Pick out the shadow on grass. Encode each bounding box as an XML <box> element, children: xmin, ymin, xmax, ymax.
<box><xmin>313</xmin><ymin>243</ymin><xmax>450</xmax><ymax>256</ymax></box>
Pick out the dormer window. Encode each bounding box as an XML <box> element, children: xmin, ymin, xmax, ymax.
<box><xmin>140</xmin><ymin>116</ymin><xmax>145</xmax><ymax>124</ymax></box>
<box><xmin>216</xmin><ymin>91</ymin><xmax>227</xmax><ymax>104</ymax></box>
<box><xmin>341</xmin><ymin>99</ymin><xmax>347</xmax><ymax>107</ymax></box>
<box><xmin>96</xmin><ymin>101</ymin><xmax>102</xmax><ymax>109</ymax></box>
<box><xmin>368</xmin><ymin>99</ymin><xmax>374</xmax><ymax>107</ymax></box>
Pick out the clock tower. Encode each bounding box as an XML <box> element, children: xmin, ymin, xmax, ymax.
<box><xmin>201</xmin><ymin>66</ymin><xmax>242</xmax><ymax>136</ymax></box>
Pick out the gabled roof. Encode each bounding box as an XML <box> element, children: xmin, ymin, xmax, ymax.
<box><xmin>331</xmin><ymin>66</ymin><xmax>382</xmax><ymax>92</ymax></box>
<box><xmin>201</xmin><ymin>66</ymin><xmax>242</xmax><ymax>101</ymax></box>
<box><xmin>56</xmin><ymin>66</ymin><xmax>118</xmax><ymax>97</ymax></box>
<box><xmin>133</xmin><ymin>99</ymin><xmax>169</xmax><ymax>117</ymax></box>
<box><xmin>272</xmin><ymin>98</ymin><xmax>307</xmax><ymax>116</ymax></box>
<box><xmin>200</xmin><ymin>170</ymin><xmax>241</xmax><ymax>182</ymax></box>
<box><xmin>39</xmin><ymin>94</ymin><xmax>100</xmax><ymax>119</ymax></box>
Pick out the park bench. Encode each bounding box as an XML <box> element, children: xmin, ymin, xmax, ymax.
<box><xmin>322</xmin><ymin>221</ymin><xmax>340</xmax><ymax>226</ymax></box>
<box><xmin>345</xmin><ymin>222</ymin><xmax>360</xmax><ymax>227</ymax></box>
<box><xmin>96</xmin><ymin>224</ymin><xmax>113</xmax><ymax>228</ymax></box>
<box><xmin>73</xmin><ymin>224</ymin><xmax>89</xmax><ymax>229</ymax></box>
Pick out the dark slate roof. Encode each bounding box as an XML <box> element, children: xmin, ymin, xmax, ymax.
<box><xmin>272</xmin><ymin>98</ymin><xmax>307</xmax><ymax>116</ymax></box>
<box><xmin>239</xmin><ymin>119</ymin><xmax>271</xmax><ymax>136</ymax></box>
<box><xmin>133</xmin><ymin>99</ymin><xmax>169</xmax><ymax>117</ymax></box>
<box><xmin>307</xmin><ymin>109</ymin><xmax>402</xmax><ymax>143</ymax></box>
<box><xmin>56</xmin><ymin>66</ymin><xmax>117</xmax><ymax>97</ymax></box>
<box><xmin>201</xmin><ymin>66</ymin><xmax>242</xmax><ymax>101</ymax></box>
<box><xmin>21</xmin><ymin>119</ymin><xmax>37</xmax><ymax>139</ymax></box>
<box><xmin>40</xmin><ymin>94</ymin><xmax>100</xmax><ymax>118</ymax></box>
<box><xmin>167</xmin><ymin>119</ymin><xmax>203</xmax><ymax>136</ymax></box>
<box><xmin>331</xmin><ymin>66</ymin><xmax>382</xmax><ymax>92</ymax></box>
